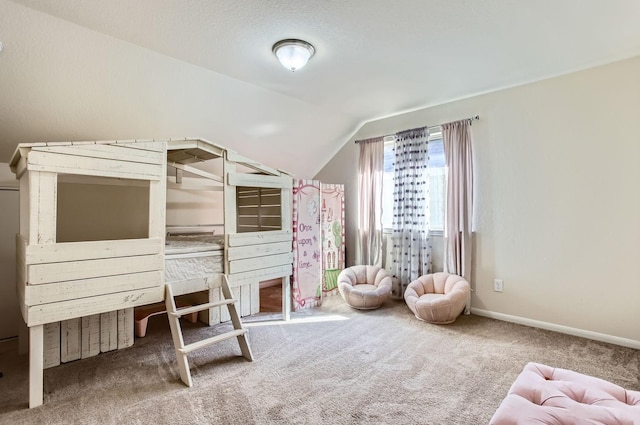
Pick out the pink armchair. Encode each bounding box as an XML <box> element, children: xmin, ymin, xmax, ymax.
<box><xmin>404</xmin><ymin>272</ymin><xmax>470</xmax><ymax>324</ymax></box>
<box><xmin>337</xmin><ymin>265</ymin><xmax>392</xmax><ymax>310</ymax></box>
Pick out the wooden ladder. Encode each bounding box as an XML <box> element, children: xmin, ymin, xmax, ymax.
<box><xmin>165</xmin><ymin>274</ymin><xmax>254</xmax><ymax>387</ymax></box>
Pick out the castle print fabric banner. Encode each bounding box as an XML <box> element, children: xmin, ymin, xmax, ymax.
<box><xmin>321</xmin><ymin>184</ymin><xmax>345</xmax><ymax>296</ymax></box>
<box><xmin>292</xmin><ymin>179</ymin><xmax>322</xmax><ymax>311</ymax></box>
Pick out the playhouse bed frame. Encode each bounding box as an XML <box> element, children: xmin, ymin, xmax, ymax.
<box><xmin>10</xmin><ymin>138</ymin><xmax>293</xmax><ymax>408</ymax></box>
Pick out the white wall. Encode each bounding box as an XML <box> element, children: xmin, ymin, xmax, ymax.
<box><xmin>166</xmin><ymin>177</ymin><xmax>223</xmax><ymax>230</ymax></box>
<box><xmin>0</xmin><ymin>163</ymin><xmax>18</xmax><ymax>188</ymax></box>
<box><xmin>316</xmin><ymin>56</ymin><xmax>640</xmax><ymax>345</ymax></box>
<box><xmin>0</xmin><ymin>184</ymin><xmax>20</xmax><ymax>338</ymax></box>
<box><xmin>0</xmin><ymin>163</ymin><xmax>20</xmax><ymax>338</ymax></box>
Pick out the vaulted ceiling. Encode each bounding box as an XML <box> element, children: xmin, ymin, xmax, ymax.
<box><xmin>1</xmin><ymin>0</ymin><xmax>639</xmax><ymax>177</ymax></box>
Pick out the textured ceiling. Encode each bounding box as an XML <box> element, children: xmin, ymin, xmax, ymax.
<box><xmin>1</xmin><ymin>0</ymin><xmax>640</xmax><ymax>177</ymax></box>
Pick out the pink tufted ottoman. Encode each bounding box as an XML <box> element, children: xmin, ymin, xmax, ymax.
<box><xmin>490</xmin><ymin>362</ymin><xmax>640</xmax><ymax>424</ymax></box>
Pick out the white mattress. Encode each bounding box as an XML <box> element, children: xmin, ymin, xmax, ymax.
<box><xmin>165</xmin><ymin>234</ymin><xmax>224</xmax><ymax>254</ymax></box>
<box><xmin>164</xmin><ymin>235</ymin><xmax>224</xmax><ymax>283</ymax></box>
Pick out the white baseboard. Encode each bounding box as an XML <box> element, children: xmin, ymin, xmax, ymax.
<box><xmin>471</xmin><ymin>308</ymin><xmax>640</xmax><ymax>350</ymax></box>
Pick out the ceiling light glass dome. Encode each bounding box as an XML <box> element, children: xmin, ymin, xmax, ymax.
<box><xmin>272</xmin><ymin>39</ymin><xmax>315</xmax><ymax>72</ymax></box>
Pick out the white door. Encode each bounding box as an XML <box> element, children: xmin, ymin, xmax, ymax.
<box><xmin>0</xmin><ymin>189</ymin><xmax>20</xmax><ymax>339</ymax></box>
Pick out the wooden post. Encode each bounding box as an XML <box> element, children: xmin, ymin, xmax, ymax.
<box><xmin>221</xmin><ymin>154</ymin><xmax>237</xmax><ymax>324</ymax></box>
<box><xmin>28</xmin><ymin>171</ymin><xmax>57</xmax><ymax>407</ymax></box>
<box><xmin>281</xmin><ymin>180</ymin><xmax>293</xmax><ymax>321</ymax></box>
<box><xmin>28</xmin><ymin>171</ymin><xmax>57</xmax><ymax>245</ymax></box>
<box><xmin>29</xmin><ymin>325</ymin><xmax>43</xmax><ymax>408</ymax></box>
<box><xmin>18</xmin><ymin>174</ymin><xmax>30</xmax><ymax>355</ymax></box>
<box><xmin>282</xmin><ymin>276</ymin><xmax>291</xmax><ymax>321</ymax></box>
<box><xmin>148</xmin><ymin>142</ymin><xmax>167</xmax><ymax>241</ymax></box>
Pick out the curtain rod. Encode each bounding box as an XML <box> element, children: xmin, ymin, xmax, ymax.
<box><xmin>355</xmin><ymin>115</ymin><xmax>479</xmax><ymax>143</ymax></box>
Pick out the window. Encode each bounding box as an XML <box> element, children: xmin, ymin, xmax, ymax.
<box><xmin>382</xmin><ymin>129</ymin><xmax>445</xmax><ymax>232</ymax></box>
<box><xmin>236</xmin><ymin>186</ymin><xmax>282</xmax><ymax>233</ymax></box>
<box><xmin>56</xmin><ymin>175</ymin><xmax>150</xmax><ymax>242</ymax></box>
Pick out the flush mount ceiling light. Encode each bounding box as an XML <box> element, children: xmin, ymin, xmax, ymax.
<box><xmin>272</xmin><ymin>39</ymin><xmax>315</xmax><ymax>72</ymax></box>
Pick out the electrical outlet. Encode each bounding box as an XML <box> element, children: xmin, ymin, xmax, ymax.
<box><xmin>494</xmin><ymin>279</ymin><xmax>504</xmax><ymax>292</ymax></box>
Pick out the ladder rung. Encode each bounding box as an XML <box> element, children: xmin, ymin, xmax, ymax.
<box><xmin>179</xmin><ymin>329</ymin><xmax>247</xmax><ymax>354</ymax></box>
<box><xmin>170</xmin><ymin>299</ymin><xmax>238</xmax><ymax>317</ymax></box>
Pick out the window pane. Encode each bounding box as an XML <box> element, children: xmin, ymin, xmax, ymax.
<box><xmin>428</xmin><ymin>139</ymin><xmax>445</xmax><ymax>231</ymax></box>
<box><xmin>382</xmin><ymin>142</ymin><xmax>394</xmax><ymax>229</ymax></box>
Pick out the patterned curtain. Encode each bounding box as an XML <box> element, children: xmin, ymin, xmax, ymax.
<box><xmin>390</xmin><ymin>128</ymin><xmax>432</xmax><ymax>297</ymax></box>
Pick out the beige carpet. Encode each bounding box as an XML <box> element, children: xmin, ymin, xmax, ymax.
<box><xmin>1</xmin><ymin>295</ymin><xmax>638</xmax><ymax>424</ymax></box>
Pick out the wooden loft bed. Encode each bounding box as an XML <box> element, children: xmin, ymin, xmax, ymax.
<box><xmin>10</xmin><ymin>138</ymin><xmax>294</xmax><ymax>408</ymax></box>
<box><xmin>164</xmin><ymin>139</ymin><xmax>293</xmax><ymax>325</ymax></box>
